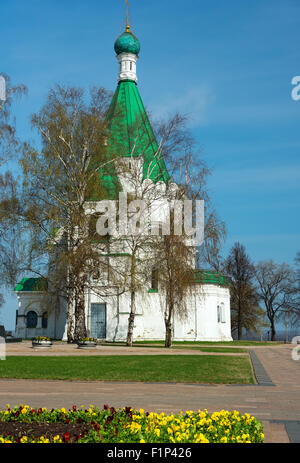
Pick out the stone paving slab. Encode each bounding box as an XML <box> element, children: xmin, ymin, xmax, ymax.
<box><xmin>262</xmin><ymin>421</ymin><xmax>290</xmax><ymax>443</ymax></box>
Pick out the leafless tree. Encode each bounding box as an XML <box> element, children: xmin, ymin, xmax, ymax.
<box><xmin>115</xmin><ymin>111</ymin><xmax>225</xmax><ymax>347</ymax></box>
<box><xmin>224</xmin><ymin>242</ymin><xmax>260</xmax><ymax>340</ymax></box>
<box><xmin>154</xmin><ymin>214</ymin><xmax>196</xmax><ymax>348</ymax></box>
<box><xmin>4</xmin><ymin>84</ymin><xmax>127</xmax><ymax>342</ymax></box>
<box><xmin>0</xmin><ymin>75</ymin><xmax>27</xmax><ymax>305</ymax></box>
<box><xmin>0</xmin><ymin>73</ymin><xmax>27</xmax><ymax>167</ymax></box>
<box><xmin>153</xmin><ymin>113</ymin><xmax>226</xmax><ymax>272</ymax></box>
<box><xmin>255</xmin><ymin>260</ymin><xmax>296</xmax><ymax>341</ymax></box>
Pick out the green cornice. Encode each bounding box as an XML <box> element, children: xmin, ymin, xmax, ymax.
<box><xmin>193</xmin><ymin>270</ymin><xmax>230</xmax><ymax>287</ymax></box>
<box><xmin>117</xmin><ymin>79</ymin><xmax>137</xmax><ymax>84</ymax></box>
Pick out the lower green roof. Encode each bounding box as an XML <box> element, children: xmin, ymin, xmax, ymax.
<box><xmin>193</xmin><ymin>270</ymin><xmax>230</xmax><ymax>287</ymax></box>
<box><xmin>14</xmin><ymin>278</ymin><xmax>48</xmax><ymax>292</ymax></box>
<box><xmin>14</xmin><ymin>272</ymin><xmax>228</xmax><ymax>292</ymax></box>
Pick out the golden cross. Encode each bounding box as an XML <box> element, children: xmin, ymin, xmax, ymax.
<box><xmin>125</xmin><ymin>0</ymin><xmax>130</xmax><ymax>32</ymax></box>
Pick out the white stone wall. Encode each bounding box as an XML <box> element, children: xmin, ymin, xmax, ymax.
<box><xmin>15</xmin><ymin>282</ymin><xmax>231</xmax><ymax>342</ymax></box>
<box><xmin>82</xmin><ymin>283</ymin><xmax>232</xmax><ymax>342</ymax></box>
<box><xmin>15</xmin><ymin>292</ymin><xmax>67</xmax><ymax>340</ymax></box>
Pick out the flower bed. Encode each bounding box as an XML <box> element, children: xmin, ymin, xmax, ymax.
<box><xmin>0</xmin><ymin>405</ymin><xmax>264</xmax><ymax>443</ymax></box>
<box><xmin>32</xmin><ymin>337</ymin><xmax>52</xmax><ymax>348</ymax></box>
<box><xmin>77</xmin><ymin>337</ymin><xmax>97</xmax><ymax>348</ymax></box>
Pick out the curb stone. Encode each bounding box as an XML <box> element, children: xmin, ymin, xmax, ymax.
<box><xmin>249</xmin><ymin>350</ymin><xmax>275</xmax><ymax>386</ymax></box>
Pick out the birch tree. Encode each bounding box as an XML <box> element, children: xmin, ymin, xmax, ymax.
<box><xmin>12</xmin><ymin>84</ymin><xmax>123</xmax><ymax>342</ymax></box>
<box><xmin>0</xmin><ymin>73</ymin><xmax>27</xmax><ymax>166</ymax></box>
<box><xmin>120</xmin><ymin>113</ymin><xmax>225</xmax><ymax>347</ymax></box>
<box><xmin>0</xmin><ymin>75</ymin><xmax>27</xmax><ymax>304</ymax></box>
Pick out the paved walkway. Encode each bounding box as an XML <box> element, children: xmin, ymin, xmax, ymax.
<box><xmin>0</xmin><ymin>343</ymin><xmax>299</xmax><ymax>443</ymax></box>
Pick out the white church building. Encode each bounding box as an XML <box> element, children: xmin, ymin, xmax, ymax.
<box><xmin>14</xmin><ymin>22</ymin><xmax>232</xmax><ymax>342</ymax></box>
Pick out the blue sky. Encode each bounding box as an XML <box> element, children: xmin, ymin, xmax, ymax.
<box><xmin>1</xmin><ymin>0</ymin><xmax>300</xmax><ymax>330</ymax></box>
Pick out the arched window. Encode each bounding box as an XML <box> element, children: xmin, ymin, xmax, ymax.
<box><xmin>26</xmin><ymin>311</ymin><xmax>38</xmax><ymax>328</ymax></box>
<box><xmin>42</xmin><ymin>312</ymin><xmax>48</xmax><ymax>329</ymax></box>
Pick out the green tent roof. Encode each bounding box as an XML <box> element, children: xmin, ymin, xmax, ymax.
<box><xmin>106</xmin><ymin>80</ymin><xmax>170</xmax><ymax>184</ymax></box>
<box><xmin>14</xmin><ymin>278</ymin><xmax>48</xmax><ymax>292</ymax></box>
<box><xmin>193</xmin><ymin>270</ymin><xmax>230</xmax><ymax>287</ymax></box>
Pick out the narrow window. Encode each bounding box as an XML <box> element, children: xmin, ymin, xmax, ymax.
<box><xmin>42</xmin><ymin>312</ymin><xmax>48</xmax><ymax>329</ymax></box>
<box><xmin>217</xmin><ymin>306</ymin><xmax>221</xmax><ymax>324</ymax></box>
<box><xmin>27</xmin><ymin>311</ymin><xmax>38</xmax><ymax>328</ymax></box>
<box><xmin>221</xmin><ymin>304</ymin><xmax>225</xmax><ymax>323</ymax></box>
<box><xmin>151</xmin><ymin>269</ymin><xmax>159</xmax><ymax>291</ymax></box>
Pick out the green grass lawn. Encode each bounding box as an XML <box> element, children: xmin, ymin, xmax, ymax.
<box><xmin>101</xmin><ymin>343</ymin><xmax>248</xmax><ymax>353</ymax></box>
<box><xmin>175</xmin><ymin>346</ymin><xmax>248</xmax><ymax>353</ymax></box>
<box><xmin>0</xmin><ymin>355</ymin><xmax>254</xmax><ymax>384</ymax></box>
<box><xmin>131</xmin><ymin>340</ymin><xmax>280</xmax><ymax>346</ymax></box>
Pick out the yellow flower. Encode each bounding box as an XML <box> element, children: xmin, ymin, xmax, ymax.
<box><xmin>53</xmin><ymin>435</ymin><xmax>62</xmax><ymax>443</ymax></box>
<box><xmin>140</xmin><ymin>439</ymin><xmax>145</xmax><ymax>443</ymax></box>
<box><xmin>20</xmin><ymin>436</ymin><xmax>28</xmax><ymax>443</ymax></box>
<box><xmin>180</xmin><ymin>422</ymin><xmax>186</xmax><ymax>431</ymax></box>
<box><xmin>194</xmin><ymin>433</ymin><xmax>209</xmax><ymax>443</ymax></box>
<box><xmin>38</xmin><ymin>436</ymin><xmax>50</xmax><ymax>443</ymax></box>
<box><xmin>130</xmin><ymin>422</ymin><xmax>142</xmax><ymax>433</ymax></box>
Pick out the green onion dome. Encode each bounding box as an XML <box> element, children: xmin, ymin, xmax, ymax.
<box><xmin>114</xmin><ymin>31</ymin><xmax>140</xmax><ymax>56</ymax></box>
